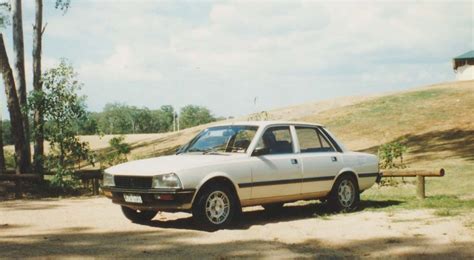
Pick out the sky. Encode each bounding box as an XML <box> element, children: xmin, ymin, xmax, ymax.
<box><xmin>0</xmin><ymin>0</ymin><xmax>473</xmax><ymax>119</ymax></box>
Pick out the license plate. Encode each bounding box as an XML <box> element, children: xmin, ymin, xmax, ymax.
<box><xmin>123</xmin><ymin>194</ymin><xmax>143</xmax><ymax>204</ymax></box>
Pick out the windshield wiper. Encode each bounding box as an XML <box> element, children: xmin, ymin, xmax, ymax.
<box><xmin>185</xmin><ymin>148</ymin><xmax>228</xmax><ymax>155</ymax></box>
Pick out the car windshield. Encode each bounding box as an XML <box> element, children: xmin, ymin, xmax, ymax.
<box><xmin>180</xmin><ymin>125</ymin><xmax>258</xmax><ymax>154</ymax></box>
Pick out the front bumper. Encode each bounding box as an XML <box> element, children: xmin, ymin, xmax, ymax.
<box><xmin>102</xmin><ymin>186</ymin><xmax>196</xmax><ymax>211</ymax></box>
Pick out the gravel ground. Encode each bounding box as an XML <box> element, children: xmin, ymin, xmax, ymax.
<box><xmin>1</xmin><ymin>197</ymin><xmax>473</xmax><ymax>259</ymax></box>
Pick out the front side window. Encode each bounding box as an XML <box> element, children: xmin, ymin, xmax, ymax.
<box><xmin>257</xmin><ymin>126</ymin><xmax>294</xmax><ymax>154</ymax></box>
<box><xmin>182</xmin><ymin>125</ymin><xmax>257</xmax><ymax>154</ymax></box>
<box><xmin>295</xmin><ymin>127</ymin><xmax>335</xmax><ymax>153</ymax></box>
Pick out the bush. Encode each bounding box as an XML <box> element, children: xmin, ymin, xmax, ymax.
<box><xmin>99</xmin><ymin>135</ymin><xmax>131</xmax><ymax>168</ymax></box>
<box><xmin>378</xmin><ymin>141</ymin><xmax>407</xmax><ymax>169</ymax></box>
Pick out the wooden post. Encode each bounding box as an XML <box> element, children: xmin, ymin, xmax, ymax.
<box><xmin>93</xmin><ymin>178</ymin><xmax>99</xmax><ymax>195</ymax></box>
<box><xmin>14</xmin><ymin>178</ymin><xmax>21</xmax><ymax>198</ymax></box>
<box><xmin>417</xmin><ymin>175</ymin><xmax>425</xmax><ymax>199</ymax></box>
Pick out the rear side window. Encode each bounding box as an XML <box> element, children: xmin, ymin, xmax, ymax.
<box><xmin>295</xmin><ymin>127</ymin><xmax>335</xmax><ymax>153</ymax></box>
<box><xmin>257</xmin><ymin>126</ymin><xmax>294</xmax><ymax>154</ymax></box>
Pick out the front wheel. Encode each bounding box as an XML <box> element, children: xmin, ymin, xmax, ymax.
<box><xmin>192</xmin><ymin>185</ymin><xmax>239</xmax><ymax>230</ymax></box>
<box><xmin>121</xmin><ymin>206</ymin><xmax>158</xmax><ymax>223</ymax></box>
<box><xmin>328</xmin><ymin>175</ymin><xmax>360</xmax><ymax>212</ymax></box>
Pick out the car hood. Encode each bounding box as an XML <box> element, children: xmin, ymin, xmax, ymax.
<box><xmin>105</xmin><ymin>154</ymin><xmax>243</xmax><ymax>176</ymax></box>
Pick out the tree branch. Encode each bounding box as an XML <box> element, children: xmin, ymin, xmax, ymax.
<box><xmin>41</xmin><ymin>22</ymin><xmax>47</xmax><ymax>36</ymax></box>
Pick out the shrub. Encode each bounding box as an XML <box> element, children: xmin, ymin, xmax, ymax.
<box><xmin>378</xmin><ymin>141</ymin><xmax>407</xmax><ymax>169</ymax></box>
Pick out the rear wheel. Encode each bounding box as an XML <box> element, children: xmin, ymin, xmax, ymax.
<box><xmin>328</xmin><ymin>175</ymin><xmax>360</xmax><ymax>212</ymax></box>
<box><xmin>192</xmin><ymin>184</ymin><xmax>239</xmax><ymax>230</ymax></box>
<box><xmin>121</xmin><ymin>206</ymin><xmax>158</xmax><ymax>223</ymax></box>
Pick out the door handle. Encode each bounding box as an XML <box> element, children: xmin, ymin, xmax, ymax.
<box><xmin>291</xmin><ymin>159</ymin><xmax>298</xmax><ymax>165</ymax></box>
<box><xmin>331</xmin><ymin>156</ymin><xmax>338</xmax><ymax>162</ymax></box>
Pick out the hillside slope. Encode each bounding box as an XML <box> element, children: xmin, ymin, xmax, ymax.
<box><xmin>84</xmin><ymin>80</ymin><xmax>473</xmax><ymax>197</ymax></box>
<box><xmin>90</xmin><ymin>80</ymin><xmax>473</xmax><ymax>161</ymax></box>
<box><xmin>297</xmin><ymin>80</ymin><xmax>474</xmax><ymax>154</ymax></box>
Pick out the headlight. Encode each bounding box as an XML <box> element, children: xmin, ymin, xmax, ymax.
<box><xmin>103</xmin><ymin>173</ymin><xmax>115</xmax><ymax>187</ymax></box>
<box><xmin>152</xmin><ymin>173</ymin><xmax>182</xmax><ymax>189</ymax></box>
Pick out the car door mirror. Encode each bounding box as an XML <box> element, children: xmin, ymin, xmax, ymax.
<box><xmin>252</xmin><ymin>146</ymin><xmax>269</xmax><ymax>156</ymax></box>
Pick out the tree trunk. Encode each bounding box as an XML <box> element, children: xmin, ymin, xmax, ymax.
<box><xmin>0</xmin><ymin>113</ymin><xmax>5</xmax><ymax>173</ymax></box>
<box><xmin>11</xmin><ymin>0</ymin><xmax>31</xmax><ymax>171</ymax></box>
<box><xmin>0</xmin><ymin>34</ymin><xmax>29</xmax><ymax>174</ymax></box>
<box><xmin>32</xmin><ymin>0</ymin><xmax>44</xmax><ymax>175</ymax></box>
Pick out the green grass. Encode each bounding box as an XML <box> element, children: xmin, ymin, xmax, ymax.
<box><xmin>361</xmin><ymin>185</ymin><xmax>474</xmax><ymax>216</ymax></box>
<box><xmin>434</xmin><ymin>209</ymin><xmax>457</xmax><ymax>217</ymax></box>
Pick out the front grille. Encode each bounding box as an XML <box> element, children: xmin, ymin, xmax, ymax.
<box><xmin>114</xmin><ymin>176</ymin><xmax>153</xmax><ymax>189</ymax></box>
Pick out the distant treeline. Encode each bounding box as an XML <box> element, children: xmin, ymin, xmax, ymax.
<box><xmin>2</xmin><ymin>102</ymin><xmax>221</xmax><ymax>144</ymax></box>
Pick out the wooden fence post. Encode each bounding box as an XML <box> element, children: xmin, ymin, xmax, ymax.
<box><xmin>93</xmin><ymin>178</ymin><xmax>99</xmax><ymax>195</ymax></box>
<box><xmin>417</xmin><ymin>175</ymin><xmax>425</xmax><ymax>199</ymax></box>
<box><xmin>14</xmin><ymin>179</ymin><xmax>21</xmax><ymax>199</ymax></box>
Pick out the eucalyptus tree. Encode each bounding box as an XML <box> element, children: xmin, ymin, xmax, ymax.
<box><xmin>0</xmin><ymin>34</ymin><xmax>29</xmax><ymax>173</ymax></box>
<box><xmin>11</xmin><ymin>0</ymin><xmax>31</xmax><ymax>170</ymax></box>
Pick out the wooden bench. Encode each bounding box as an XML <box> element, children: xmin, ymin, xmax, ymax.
<box><xmin>381</xmin><ymin>168</ymin><xmax>445</xmax><ymax>199</ymax></box>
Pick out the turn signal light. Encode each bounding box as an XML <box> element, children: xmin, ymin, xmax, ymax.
<box><xmin>155</xmin><ymin>194</ymin><xmax>174</xmax><ymax>201</ymax></box>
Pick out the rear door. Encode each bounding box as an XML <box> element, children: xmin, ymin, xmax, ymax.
<box><xmin>295</xmin><ymin>126</ymin><xmax>343</xmax><ymax>194</ymax></box>
<box><xmin>248</xmin><ymin>126</ymin><xmax>302</xmax><ymax>199</ymax></box>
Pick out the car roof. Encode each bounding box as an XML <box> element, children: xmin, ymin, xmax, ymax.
<box><xmin>210</xmin><ymin>120</ymin><xmax>324</xmax><ymax>128</ymax></box>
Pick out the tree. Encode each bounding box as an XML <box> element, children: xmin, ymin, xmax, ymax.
<box><xmin>1</xmin><ymin>120</ymin><xmax>12</xmax><ymax>145</ymax></box>
<box><xmin>0</xmin><ymin>3</ymin><xmax>6</xmax><ymax>172</ymax></box>
<box><xmin>29</xmin><ymin>60</ymin><xmax>93</xmax><ymax>188</ymax></box>
<box><xmin>179</xmin><ymin>105</ymin><xmax>215</xmax><ymax>129</ymax></box>
<box><xmin>0</xmin><ymin>116</ymin><xmax>4</xmax><ymax>172</ymax></box>
<box><xmin>74</xmin><ymin>112</ymin><xmax>98</xmax><ymax>135</ymax></box>
<box><xmin>32</xmin><ymin>0</ymin><xmax>44</xmax><ymax>173</ymax></box>
<box><xmin>32</xmin><ymin>0</ymin><xmax>71</xmax><ymax>174</ymax></box>
<box><xmin>11</xmin><ymin>0</ymin><xmax>31</xmax><ymax>170</ymax></box>
<box><xmin>0</xmin><ymin>34</ymin><xmax>29</xmax><ymax>174</ymax></box>
<box><xmin>156</xmin><ymin>105</ymin><xmax>174</xmax><ymax>132</ymax></box>
<box><xmin>99</xmin><ymin>103</ymin><xmax>132</xmax><ymax>134</ymax></box>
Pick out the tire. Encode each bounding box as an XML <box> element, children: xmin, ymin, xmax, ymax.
<box><xmin>192</xmin><ymin>184</ymin><xmax>239</xmax><ymax>230</ymax></box>
<box><xmin>121</xmin><ymin>206</ymin><xmax>158</xmax><ymax>223</ymax></box>
<box><xmin>262</xmin><ymin>202</ymin><xmax>284</xmax><ymax>214</ymax></box>
<box><xmin>328</xmin><ymin>174</ymin><xmax>360</xmax><ymax>212</ymax></box>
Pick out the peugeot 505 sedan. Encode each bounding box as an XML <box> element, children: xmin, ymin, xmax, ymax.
<box><xmin>103</xmin><ymin>121</ymin><xmax>380</xmax><ymax>229</ymax></box>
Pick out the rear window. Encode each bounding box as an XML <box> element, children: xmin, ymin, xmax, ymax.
<box><xmin>295</xmin><ymin>127</ymin><xmax>335</xmax><ymax>153</ymax></box>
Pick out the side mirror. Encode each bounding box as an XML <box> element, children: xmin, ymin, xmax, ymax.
<box><xmin>252</xmin><ymin>146</ymin><xmax>269</xmax><ymax>156</ymax></box>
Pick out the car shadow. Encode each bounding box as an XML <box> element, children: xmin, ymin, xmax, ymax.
<box><xmin>143</xmin><ymin>199</ymin><xmax>403</xmax><ymax>232</ymax></box>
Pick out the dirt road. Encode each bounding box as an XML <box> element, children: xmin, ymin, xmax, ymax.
<box><xmin>1</xmin><ymin>197</ymin><xmax>473</xmax><ymax>259</ymax></box>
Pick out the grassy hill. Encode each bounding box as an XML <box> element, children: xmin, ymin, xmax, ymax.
<box><xmin>87</xmin><ymin>80</ymin><xmax>473</xmax><ymax>161</ymax></box>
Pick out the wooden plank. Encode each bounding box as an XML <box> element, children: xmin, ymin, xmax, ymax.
<box><xmin>0</xmin><ymin>174</ymin><xmax>42</xmax><ymax>180</ymax></box>
<box><xmin>0</xmin><ymin>169</ymin><xmax>102</xmax><ymax>179</ymax></box>
<box><xmin>73</xmin><ymin>170</ymin><xmax>103</xmax><ymax>180</ymax></box>
<box><xmin>381</xmin><ymin>168</ymin><xmax>445</xmax><ymax>177</ymax></box>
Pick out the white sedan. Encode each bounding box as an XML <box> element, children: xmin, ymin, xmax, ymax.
<box><xmin>103</xmin><ymin>121</ymin><xmax>380</xmax><ymax>229</ymax></box>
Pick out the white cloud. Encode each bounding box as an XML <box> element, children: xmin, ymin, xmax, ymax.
<box><xmin>2</xmin><ymin>0</ymin><xmax>471</xmax><ymax>118</ymax></box>
<box><xmin>79</xmin><ymin>45</ymin><xmax>162</xmax><ymax>82</ymax></box>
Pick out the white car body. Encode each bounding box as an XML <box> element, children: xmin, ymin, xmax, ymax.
<box><xmin>103</xmin><ymin>121</ymin><xmax>380</xmax><ymax>213</ymax></box>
